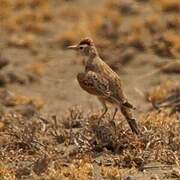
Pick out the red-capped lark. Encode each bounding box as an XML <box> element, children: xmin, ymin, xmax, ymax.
<box><xmin>68</xmin><ymin>38</ymin><xmax>141</xmax><ymax>135</ymax></box>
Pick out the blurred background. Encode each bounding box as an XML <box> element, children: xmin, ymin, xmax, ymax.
<box><xmin>0</xmin><ymin>1</ymin><xmax>180</xmax><ymax>179</ymax></box>
<box><xmin>0</xmin><ymin>0</ymin><xmax>179</xmax><ymax>116</ymax></box>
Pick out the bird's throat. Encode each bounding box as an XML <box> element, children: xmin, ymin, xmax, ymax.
<box><xmin>84</xmin><ymin>56</ymin><xmax>95</xmax><ymax>72</ymax></box>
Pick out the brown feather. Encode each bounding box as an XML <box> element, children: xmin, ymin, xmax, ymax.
<box><xmin>79</xmin><ymin>37</ymin><xmax>94</xmax><ymax>46</ymax></box>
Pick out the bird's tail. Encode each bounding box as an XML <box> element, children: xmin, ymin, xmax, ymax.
<box><xmin>126</xmin><ymin>118</ymin><xmax>141</xmax><ymax>135</ymax></box>
<box><xmin>122</xmin><ymin>101</ymin><xmax>136</xmax><ymax>110</ymax></box>
<box><xmin>120</xmin><ymin>105</ymin><xmax>141</xmax><ymax>135</ymax></box>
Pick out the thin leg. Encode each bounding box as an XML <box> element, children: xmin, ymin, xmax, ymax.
<box><xmin>109</xmin><ymin>107</ymin><xmax>118</xmax><ymax>133</ymax></box>
<box><xmin>98</xmin><ymin>98</ymin><xmax>108</xmax><ymax>124</ymax></box>
<box><xmin>99</xmin><ymin>103</ymin><xmax>108</xmax><ymax>119</ymax></box>
<box><xmin>112</xmin><ymin>107</ymin><xmax>118</xmax><ymax>120</ymax></box>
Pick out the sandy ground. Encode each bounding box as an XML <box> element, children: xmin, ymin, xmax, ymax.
<box><xmin>0</xmin><ymin>0</ymin><xmax>179</xmax><ymax>179</ymax></box>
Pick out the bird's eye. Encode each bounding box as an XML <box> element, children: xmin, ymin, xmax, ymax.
<box><xmin>80</xmin><ymin>46</ymin><xmax>83</xmax><ymax>50</ymax></box>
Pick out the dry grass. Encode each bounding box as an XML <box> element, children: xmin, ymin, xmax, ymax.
<box><xmin>154</xmin><ymin>0</ymin><xmax>180</xmax><ymax>12</ymax></box>
<box><xmin>0</xmin><ymin>105</ymin><xmax>179</xmax><ymax>179</ymax></box>
<box><xmin>0</xmin><ymin>0</ymin><xmax>180</xmax><ymax>179</ymax></box>
<box><xmin>148</xmin><ymin>81</ymin><xmax>180</xmax><ymax>103</ymax></box>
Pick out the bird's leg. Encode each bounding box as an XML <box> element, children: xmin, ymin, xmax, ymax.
<box><xmin>99</xmin><ymin>104</ymin><xmax>108</xmax><ymax>119</ymax></box>
<box><xmin>110</xmin><ymin>107</ymin><xmax>118</xmax><ymax>133</ymax></box>
<box><xmin>111</xmin><ymin>107</ymin><xmax>118</xmax><ymax>121</ymax></box>
<box><xmin>98</xmin><ymin>98</ymin><xmax>108</xmax><ymax>125</ymax></box>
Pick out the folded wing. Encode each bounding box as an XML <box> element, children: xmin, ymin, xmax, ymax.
<box><xmin>77</xmin><ymin>71</ymin><xmax>111</xmax><ymax>97</ymax></box>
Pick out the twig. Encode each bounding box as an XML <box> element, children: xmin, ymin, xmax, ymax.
<box><xmin>143</xmin><ymin>164</ymin><xmax>174</xmax><ymax>170</ymax></box>
<box><xmin>171</xmin><ymin>152</ymin><xmax>180</xmax><ymax>170</ymax></box>
<box><xmin>52</xmin><ymin>115</ymin><xmax>59</xmax><ymax>137</ymax></box>
<box><xmin>32</xmin><ymin>140</ymin><xmax>46</xmax><ymax>148</ymax></box>
<box><xmin>92</xmin><ymin>162</ymin><xmax>103</xmax><ymax>180</ymax></box>
<box><xmin>134</xmin><ymin>87</ymin><xmax>146</xmax><ymax>98</ymax></box>
<box><xmin>136</xmin><ymin>61</ymin><xmax>180</xmax><ymax>81</ymax></box>
<box><xmin>35</xmin><ymin>113</ymin><xmax>49</xmax><ymax>124</ymax></box>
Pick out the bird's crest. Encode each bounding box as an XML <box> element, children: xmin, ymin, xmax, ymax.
<box><xmin>79</xmin><ymin>38</ymin><xmax>94</xmax><ymax>46</ymax></box>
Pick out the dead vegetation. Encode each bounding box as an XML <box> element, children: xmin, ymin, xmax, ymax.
<box><xmin>0</xmin><ymin>104</ymin><xmax>179</xmax><ymax>179</ymax></box>
<box><xmin>0</xmin><ymin>0</ymin><xmax>180</xmax><ymax>179</ymax></box>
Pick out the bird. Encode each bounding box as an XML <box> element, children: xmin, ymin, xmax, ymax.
<box><xmin>67</xmin><ymin>37</ymin><xmax>141</xmax><ymax>135</ymax></box>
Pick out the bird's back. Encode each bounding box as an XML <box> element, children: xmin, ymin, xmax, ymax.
<box><xmin>89</xmin><ymin>56</ymin><xmax>127</xmax><ymax>104</ymax></box>
<box><xmin>94</xmin><ymin>57</ymin><xmax>122</xmax><ymax>82</ymax></box>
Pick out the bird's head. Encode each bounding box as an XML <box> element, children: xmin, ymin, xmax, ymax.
<box><xmin>67</xmin><ymin>37</ymin><xmax>98</xmax><ymax>57</ymax></box>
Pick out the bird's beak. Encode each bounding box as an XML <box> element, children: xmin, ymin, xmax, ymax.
<box><xmin>67</xmin><ymin>44</ymin><xmax>78</xmax><ymax>50</ymax></box>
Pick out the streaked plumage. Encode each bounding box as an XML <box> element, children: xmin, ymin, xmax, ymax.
<box><xmin>68</xmin><ymin>38</ymin><xmax>141</xmax><ymax>135</ymax></box>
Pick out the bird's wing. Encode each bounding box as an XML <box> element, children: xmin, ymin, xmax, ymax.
<box><xmin>77</xmin><ymin>71</ymin><xmax>112</xmax><ymax>98</ymax></box>
<box><xmin>78</xmin><ymin>70</ymin><xmax>135</xmax><ymax>109</ymax></box>
<box><xmin>77</xmin><ymin>71</ymin><xmax>128</xmax><ymax>106</ymax></box>
<box><xmin>97</xmin><ymin>59</ymin><xmax>135</xmax><ymax>108</ymax></box>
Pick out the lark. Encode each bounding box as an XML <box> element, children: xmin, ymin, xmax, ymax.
<box><xmin>68</xmin><ymin>38</ymin><xmax>141</xmax><ymax>135</ymax></box>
